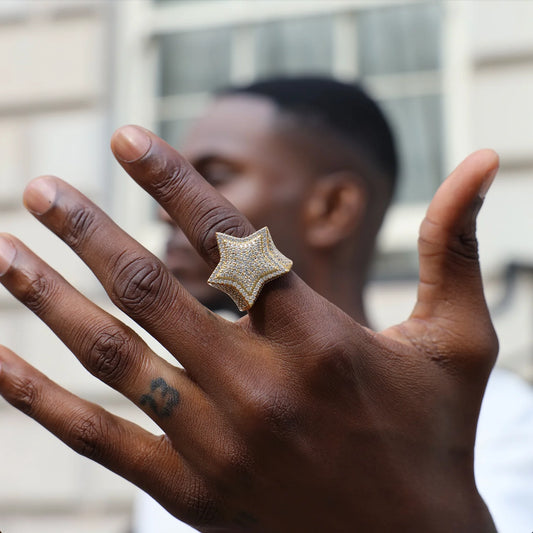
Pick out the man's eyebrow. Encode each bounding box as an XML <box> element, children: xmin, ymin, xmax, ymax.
<box><xmin>189</xmin><ymin>152</ymin><xmax>229</xmax><ymax>169</ymax></box>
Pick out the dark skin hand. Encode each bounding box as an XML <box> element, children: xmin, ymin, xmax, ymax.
<box><xmin>0</xmin><ymin>126</ymin><xmax>498</xmax><ymax>532</ymax></box>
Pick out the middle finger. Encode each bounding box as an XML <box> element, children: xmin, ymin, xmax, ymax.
<box><xmin>110</xmin><ymin>126</ymin><xmax>311</xmax><ymax>335</ymax></box>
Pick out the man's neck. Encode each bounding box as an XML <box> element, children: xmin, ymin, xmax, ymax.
<box><xmin>304</xmin><ymin>257</ymin><xmax>369</xmax><ymax>327</ymax></box>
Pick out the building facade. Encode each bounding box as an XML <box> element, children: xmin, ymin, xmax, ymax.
<box><xmin>0</xmin><ymin>1</ymin><xmax>531</xmax><ymax>531</ymax></box>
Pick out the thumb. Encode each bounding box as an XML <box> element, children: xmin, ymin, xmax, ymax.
<box><xmin>411</xmin><ymin>149</ymin><xmax>499</xmax><ymax>365</ymax></box>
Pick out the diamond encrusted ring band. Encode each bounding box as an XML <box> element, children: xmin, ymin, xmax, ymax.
<box><xmin>207</xmin><ymin>227</ymin><xmax>293</xmax><ymax>311</ymax></box>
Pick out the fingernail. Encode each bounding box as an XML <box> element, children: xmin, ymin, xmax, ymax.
<box><xmin>113</xmin><ymin>126</ymin><xmax>152</xmax><ymax>162</ymax></box>
<box><xmin>24</xmin><ymin>176</ymin><xmax>57</xmax><ymax>215</ymax></box>
<box><xmin>479</xmin><ymin>167</ymin><xmax>498</xmax><ymax>199</ymax></box>
<box><xmin>0</xmin><ymin>236</ymin><xmax>16</xmax><ymax>276</ymax></box>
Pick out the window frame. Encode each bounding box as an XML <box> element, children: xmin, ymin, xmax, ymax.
<box><xmin>110</xmin><ymin>0</ymin><xmax>469</xmax><ymax>261</ymax></box>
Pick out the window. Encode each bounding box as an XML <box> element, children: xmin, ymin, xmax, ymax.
<box><xmin>107</xmin><ymin>0</ymin><xmax>448</xmax><ymax>277</ymax></box>
<box><xmin>154</xmin><ymin>1</ymin><xmax>443</xmax><ymax>209</ymax></box>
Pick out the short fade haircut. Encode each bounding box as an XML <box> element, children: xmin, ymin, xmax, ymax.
<box><xmin>221</xmin><ymin>76</ymin><xmax>398</xmax><ymax>193</ymax></box>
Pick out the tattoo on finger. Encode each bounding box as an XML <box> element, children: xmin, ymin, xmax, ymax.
<box><xmin>139</xmin><ymin>377</ymin><xmax>180</xmax><ymax>417</ymax></box>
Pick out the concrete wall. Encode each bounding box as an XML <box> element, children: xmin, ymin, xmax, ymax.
<box><xmin>0</xmin><ymin>1</ymin><xmax>531</xmax><ymax>532</ymax></box>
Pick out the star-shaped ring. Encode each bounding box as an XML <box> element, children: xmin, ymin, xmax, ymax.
<box><xmin>207</xmin><ymin>227</ymin><xmax>293</xmax><ymax>311</ymax></box>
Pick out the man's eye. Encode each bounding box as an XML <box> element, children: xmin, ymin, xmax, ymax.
<box><xmin>202</xmin><ymin>163</ymin><xmax>236</xmax><ymax>186</ymax></box>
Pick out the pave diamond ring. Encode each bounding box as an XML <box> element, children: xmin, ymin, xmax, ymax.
<box><xmin>207</xmin><ymin>227</ymin><xmax>293</xmax><ymax>311</ymax></box>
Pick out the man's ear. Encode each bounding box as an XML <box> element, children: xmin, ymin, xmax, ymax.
<box><xmin>303</xmin><ymin>171</ymin><xmax>367</xmax><ymax>248</ymax></box>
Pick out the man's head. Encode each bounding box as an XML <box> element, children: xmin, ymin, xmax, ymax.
<box><xmin>162</xmin><ymin>76</ymin><xmax>397</xmax><ymax>317</ymax></box>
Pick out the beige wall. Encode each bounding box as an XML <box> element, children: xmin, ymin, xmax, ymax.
<box><xmin>0</xmin><ymin>1</ymin><xmax>531</xmax><ymax>532</ymax></box>
<box><xmin>0</xmin><ymin>2</ymin><xmax>135</xmax><ymax>531</ymax></box>
<box><xmin>465</xmin><ymin>0</ymin><xmax>533</xmax><ymax>378</ymax></box>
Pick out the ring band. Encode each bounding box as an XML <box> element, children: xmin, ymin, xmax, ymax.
<box><xmin>207</xmin><ymin>227</ymin><xmax>293</xmax><ymax>311</ymax></box>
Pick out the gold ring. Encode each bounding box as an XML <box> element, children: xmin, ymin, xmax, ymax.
<box><xmin>207</xmin><ymin>227</ymin><xmax>293</xmax><ymax>311</ymax></box>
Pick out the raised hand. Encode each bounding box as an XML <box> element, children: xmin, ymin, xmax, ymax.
<box><xmin>0</xmin><ymin>126</ymin><xmax>498</xmax><ymax>532</ymax></box>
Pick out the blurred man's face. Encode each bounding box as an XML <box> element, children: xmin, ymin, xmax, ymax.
<box><xmin>162</xmin><ymin>95</ymin><xmax>315</xmax><ymax>310</ymax></box>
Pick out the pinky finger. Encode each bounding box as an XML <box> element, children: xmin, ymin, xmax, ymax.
<box><xmin>0</xmin><ymin>346</ymin><xmax>216</xmax><ymax>525</ymax></box>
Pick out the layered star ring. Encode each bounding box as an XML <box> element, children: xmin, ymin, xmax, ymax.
<box><xmin>207</xmin><ymin>227</ymin><xmax>293</xmax><ymax>311</ymax></box>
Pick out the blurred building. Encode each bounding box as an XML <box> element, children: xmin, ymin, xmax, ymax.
<box><xmin>0</xmin><ymin>0</ymin><xmax>531</xmax><ymax>531</ymax></box>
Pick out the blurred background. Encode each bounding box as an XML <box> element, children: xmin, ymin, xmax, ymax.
<box><xmin>0</xmin><ymin>1</ymin><xmax>531</xmax><ymax>531</ymax></box>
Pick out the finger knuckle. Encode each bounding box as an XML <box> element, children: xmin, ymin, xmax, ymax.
<box><xmin>152</xmin><ymin>164</ymin><xmax>191</xmax><ymax>204</ymax></box>
<box><xmin>456</xmin><ymin>231</ymin><xmax>479</xmax><ymax>261</ymax></box>
<box><xmin>111</xmin><ymin>253</ymin><xmax>171</xmax><ymax>318</ymax></box>
<box><xmin>6</xmin><ymin>375</ymin><xmax>39</xmax><ymax>416</ymax></box>
<box><xmin>419</xmin><ymin>217</ymin><xmax>480</xmax><ymax>264</ymax></box>
<box><xmin>19</xmin><ymin>272</ymin><xmax>58</xmax><ymax>316</ymax></box>
<box><xmin>62</xmin><ymin>205</ymin><xmax>97</xmax><ymax>253</ymax></box>
<box><xmin>147</xmin><ymin>161</ymin><xmax>251</xmax><ymax>264</ymax></box>
<box><xmin>211</xmin><ymin>442</ymin><xmax>253</xmax><ymax>489</ymax></box>
<box><xmin>309</xmin><ymin>345</ymin><xmax>357</xmax><ymax>385</ymax></box>
<box><xmin>181</xmin><ymin>482</ymin><xmax>220</xmax><ymax>525</ymax></box>
<box><xmin>467</xmin><ymin>320</ymin><xmax>499</xmax><ymax>368</ymax></box>
<box><xmin>286</xmin><ymin>322</ymin><xmax>358</xmax><ymax>382</ymax></box>
<box><xmin>194</xmin><ymin>209</ymin><xmax>250</xmax><ymax>262</ymax></box>
<box><xmin>86</xmin><ymin>325</ymin><xmax>139</xmax><ymax>386</ymax></box>
<box><xmin>139</xmin><ymin>436</ymin><xmax>221</xmax><ymax>525</ymax></box>
<box><xmin>239</xmin><ymin>379</ymin><xmax>302</xmax><ymax>438</ymax></box>
<box><xmin>68</xmin><ymin>410</ymin><xmax>111</xmax><ymax>461</ymax></box>
<box><xmin>485</xmin><ymin>330</ymin><xmax>499</xmax><ymax>364</ymax></box>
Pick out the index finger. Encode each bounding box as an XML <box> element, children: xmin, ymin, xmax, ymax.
<box><xmin>110</xmin><ymin>125</ymin><xmax>310</xmax><ymax>328</ymax></box>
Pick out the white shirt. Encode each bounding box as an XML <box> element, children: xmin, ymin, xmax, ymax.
<box><xmin>475</xmin><ymin>368</ymin><xmax>533</xmax><ymax>532</ymax></box>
